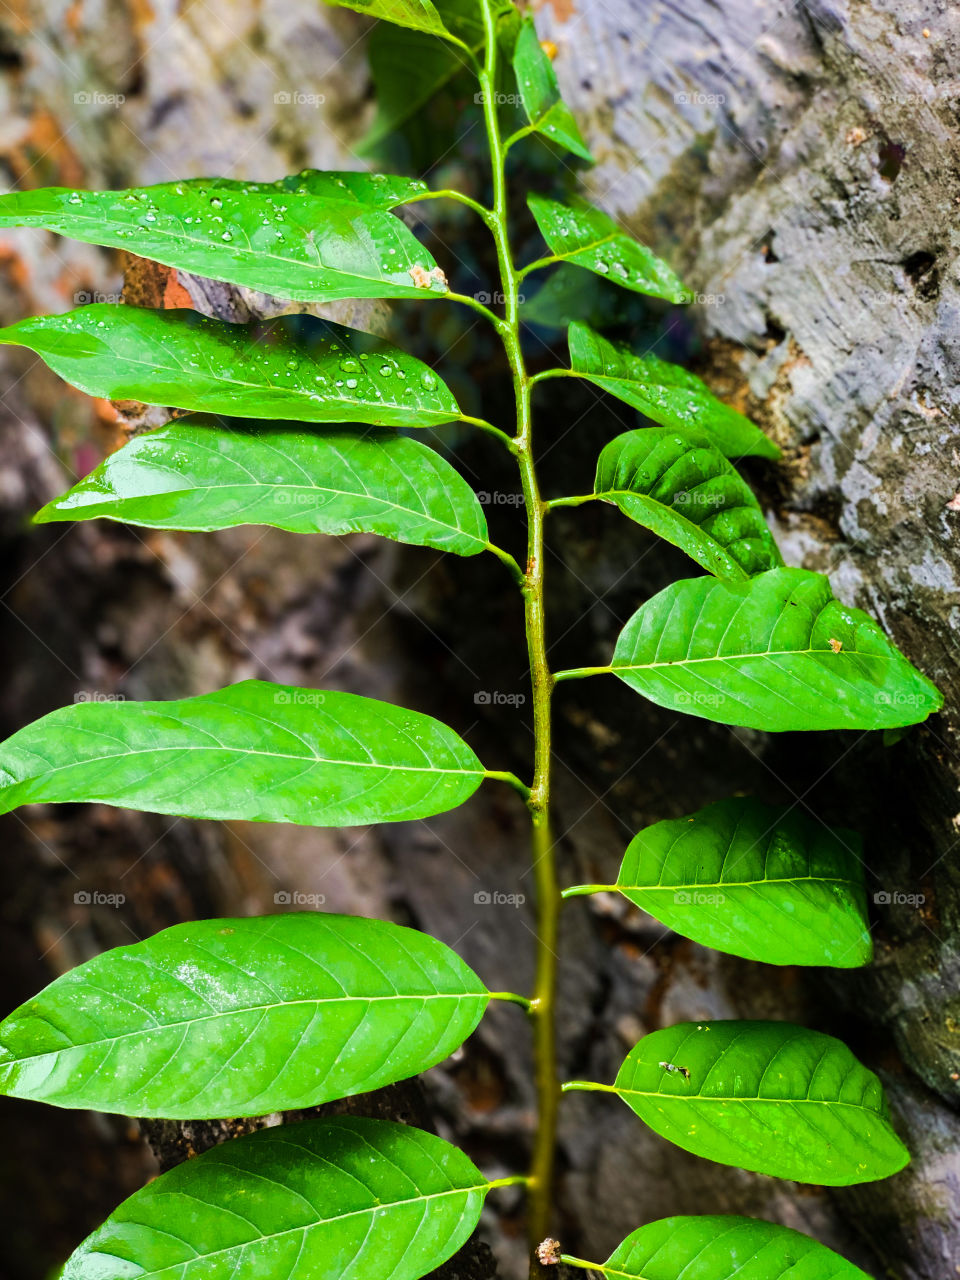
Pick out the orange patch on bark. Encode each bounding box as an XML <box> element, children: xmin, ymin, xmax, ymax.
<box><xmin>532</xmin><ymin>0</ymin><xmax>576</xmax><ymax>19</ymax></box>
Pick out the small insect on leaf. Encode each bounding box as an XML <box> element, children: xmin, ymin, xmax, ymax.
<box><xmin>536</xmin><ymin>1238</ymin><xmax>563</xmax><ymax>1266</ymax></box>
<box><xmin>829</xmin><ymin>636</ymin><xmax>844</xmax><ymax>653</ymax></box>
<box><xmin>658</xmin><ymin>1060</ymin><xmax>691</xmax><ymax>1079</ymax></box>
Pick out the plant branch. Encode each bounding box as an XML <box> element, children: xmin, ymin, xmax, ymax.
<box><xmin>447</xmin><ymin>291</ymin><xmax>508</xmax><ymax>330</ymax></box>
<box><xmin>561</xmin><ymin>884</ymin><xmax>618</xmax><ymax>898</ymax></box>
<box><xmin>528</xmin><ymin>368</ymin><xmax>578</xmax><ymax>388</ymax></box>
<box><xmin>478</xmin><ymin>1</ymin><xmax>561</xmax><ymax>1263</ymax></box>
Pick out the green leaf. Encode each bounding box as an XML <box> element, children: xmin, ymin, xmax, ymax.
<box><xmin>512</xmin><ymin>19</ymin><xmax>593</xmax><ymax>162</ymax></box>
<box><xmin>361</xmin><ymin>0</ymin><xmax>519</xmax><ymax>152</ymax></box>
<box><xmin>0</xmin><ymin>305</ymin><xmax>460</xmax><ymax>428</ymax></box>
<box><xmin>323</xmin><ymin>0</ymin><xmax>452</xmax><ymax>37</ymax></box>
<box><xmin>610</xmin><ymin>567</ymin><xmax>943</xmax><ymax>731</ymax></box>
<box><xmin>608</xmin><ymin>1020</ymin><xmax>909</xmax><ymax>1184</ymax></box>
<box><xmin>0</xmin><ymin>913</ymin><xmax>489</xmax><ymax>1117</ymax></box>
<box><xmin>527</xmin><ymin>195</ymin><xmax>690</xmax><ymax>303</ymax></box>
<box><xmin>569</xmin><ymin>322</ymin><xmax>779</xmax><ymax>459</ymax></box>
<box><xmin>0</xmin><ymin>680</ymin><xmax>485</xmax><ymax>825</ymax></box>
<box><xmin>0</xmin><ymin>175</ymin><xmax>448</xmax><ymax>304</ymax></box>
<box><xmin>593</xmin><ymin>796</ymin><xmax>871</xmax><ymax>967</ymax></box>
<box><xmin>36</xmin><ymin>421</ymin><xmax>488</xmax><ymax>556</ymax></box>
<box><xmin>598</xmin><ymin>1214</ymin><xmax>872</xmax><ymax>1279</ymax></box>
<box><xmin>519</xmin><ymin>263</ymin><xmax>630</xmax><ymax>330</ymax></box>
<box><xmin>62</xmin><ymin>1116</ymin><xmax>488</xmax><ymax>1280</ymax></box>
<box><xmin>594</xmin><ymin>428</ymin><xmax>783</xmax><ymax>578</ymax></box>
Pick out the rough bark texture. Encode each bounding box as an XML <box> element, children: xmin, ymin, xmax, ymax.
<box><xmin>0</xmin><ymin>2</ymin><xmax>956</xmax><ymax>1278</ymax></box>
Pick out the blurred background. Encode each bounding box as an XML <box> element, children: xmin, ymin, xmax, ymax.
<box><xmin>0</xmin><ymin>1</ymin><xmax>958</xmax><ymax>1276</ymax></box>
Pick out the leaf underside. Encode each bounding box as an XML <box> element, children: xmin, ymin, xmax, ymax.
<box><xmin>612</xmin><ymin>567</ymin><xmax>943</xmax><ymax>731</ymax></box>
<box><xmin>528</xmin><ymin>194</ymin><xmax>690</xmax><ymax>302</ymax></box>
<box><xmin>594</xmin><ymin>427</ymin><xmax>782</xmax><ymax>578</ymax></box>
<box><xmin>0</xmin><ymin>305</ymin><xmax>460</xmax><ymax>428</ymax></box>
<box><xmin>613</xmin><ymin>1020</ymin><xmax>909</xmax><ymax>1184</ymax></box>
<box><xmin>614</xmin><ymin>796</ymin><xmax>871</xmax><ymax>967</ymax></box>
<box><xmin>513</xmin><ymin>19</ymin><xmax>593</xmax><ymax>162</ymax></box>
<box><xmin>604</xmin><ymin>1214</ymin><xmax>872</xmax><ymax>1279</ymax></box>
<box><xmin>323</xmin><ymin>0</ymin><xmax>452</xmax><ymax>37</ymax></box>
<box><xmin>36</xmin><ymin>420</ymin><xmax>489</xmax><ymax>555</ymax></box>
<box><xmin>63</xmin><ymin>1117</ymin><xmax>488</xmax><ymax>1280</ymax></box>
<box><xmin>0</xmin><ymin>680</ymin><xmax>485</xmax><ymax>825</ymax></box>
<box><xmin>0</xmin><ymin>913</ymin><xmax>489</xmax><ymax>1117</ymax></box>
<box><xmin>570</xmin><ymin>321</ymin><xmax>779</xmax><ymax>459</ymax></box>
<box><xmin>0</xmin><ymin>174</ymin><xmax>445</xmax><ymax>303</ymax></box>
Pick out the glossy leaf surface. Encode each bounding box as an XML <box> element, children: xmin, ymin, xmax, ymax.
<box><xmin>36</xmin><ymin>421</ymin><xmax>488</xmax><ymax>555</ymax></box>
<box><xmin>611</xmin><ymin>568</ymin><xmax>942</xmax><ymax>731</ymax></box>
<box><xmin>528</xmin><ymin>195</ymin><xmax>690</xmax><ymax>302</ymax></box>
<box><xmin>0</xmin><ymin>306</ymin><xmax>459</xmax><ymax>427</ymax></box>
<box><xmin>570</xmin><ymin>321</ymin><xmax>779</xmax><ymax>459</ymax></box>
<box><xmin>0</xmin><ymin>913</ymin><xmax>489</xmax><ymax>1117</ymax></box>
<box><xmin>0</xmin><ymin>175</ymin><xmax>447</xmax><ymax>303</ymax></box>
<box><xmin>594</xmin><ymin>427</ymin><xmax>782</xmax><ymax>578</ymax></box>
<box><xmin>600</xmin><ymin>1215</ymin><xmax>872</xmax><ymax>1279</ymax></box>
<box><xmin>513</xmin><ymin>19</ymin><xmax>593</xmax><ymax>162</ymax></box>
<box><xmin>0</xmin><ymin>680</ymin><xmax>485</xmax><ymax>825</ymax></box>
<box><xmin>606</xmin><ymin>796</ymin><xmax>871</xmax><ymax>966</ymax></box>
<box><xmin>612</xmin><ymin>1020</ymin><xmax>909</xmax><ymax>1184</ymax></box>
<box><xmin>63</xmin><ymin>1117</ymin><xmax>488</xmax><ymax>1280</ymax></box>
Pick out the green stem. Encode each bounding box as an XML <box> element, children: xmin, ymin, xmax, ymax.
<box><xmin>478</xmin><ymin>0</ymin><xmax>560</xmax><ymax>1262</ymax></box>
<box><xmin>553</xmin><ymin>665</ymin><xmax>612</xmax><ymax>683</ymax></box>
<box><xmin>489</xmin><ymin>1174</ymin><xmax>533</xmax><ymax>1190</ymax></box>
<box><xmin>405</xmin><ymin>188</ymin><xmax>495</xmax><ymax>228</ymax></box>
<box><xmin>489</xmin><ymin>990</ymin><xmax>534</xmax><ymax>1010</ymax></box>
<box><xmin>528</xmin><ymin>368</ymin><xmax>577</xmax><ymax>388</ymax></box>
<box><xmin>459</xmin><ymin>414</ymin><xmax>520</xmax><ymax>450</ymax></box>
<box><xmin>561</xmin><ymin>884</ymin><xmax>618</xmax><ymax>898</ymax></box>
<box><xmin>560</xmin><ymin>1256</ymin><xmax>607</xmax><ymax>1273</ymax></box>
<box><xmin>560</xmin><ymin>1080</ymin><xmax>619</xmax><ymax>1094</ymax></box>
<box><xmin>543</xmin><ymin>495</ymin><xmax>595</xmax><ymax>513</ymax></box>
<box><xmin>447</xmin><ymin>292</ymin><xmax>507</xmax><ymax>330</ymax></box>
<box><xmin>486</xmin><ymin>541</ymin><xmax>526</xmax><ymax>585</ymax></box>
<box><xmin>485</xmin><ymin>770</ymin><xmax>533</xmax><ymax>801</ymax></box>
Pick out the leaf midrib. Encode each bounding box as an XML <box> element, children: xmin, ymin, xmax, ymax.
<box><xmin>614</xmin><ymin>649</ymin><xmax>896</xmax><ymax>670</ymax></box>
<box><xmin>3</xmin><ymin>741</ymin><xmax>484</xmax><ymax>788</ymax></box>
<box><xmin>73</xmin><ymin>476</ymin><xmax>481</xmax><ymax>542</ymax></box>
<box><xmin>616</xmin><ymin>1085</ymin><xmax>880</xmax><ymax>1113</ymax></box>
<box><xmin>21</xmin><ymin>203</ymin><xmax>431</xmax><ymax>292</ymax></box>
<box><xmin>3</xmin><ymin>991</ymin><xmax>487</xmax><ymax>1067</ymax></box>
<box><xmin>81</xmin><ymin>1181</ymin><xmax>487</xmax><ymax>1279</ymax></box>
<box><xmin>619</xmin><ymin>874</ymin><xmax>863</xmax><ymax>891</ymax></box>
